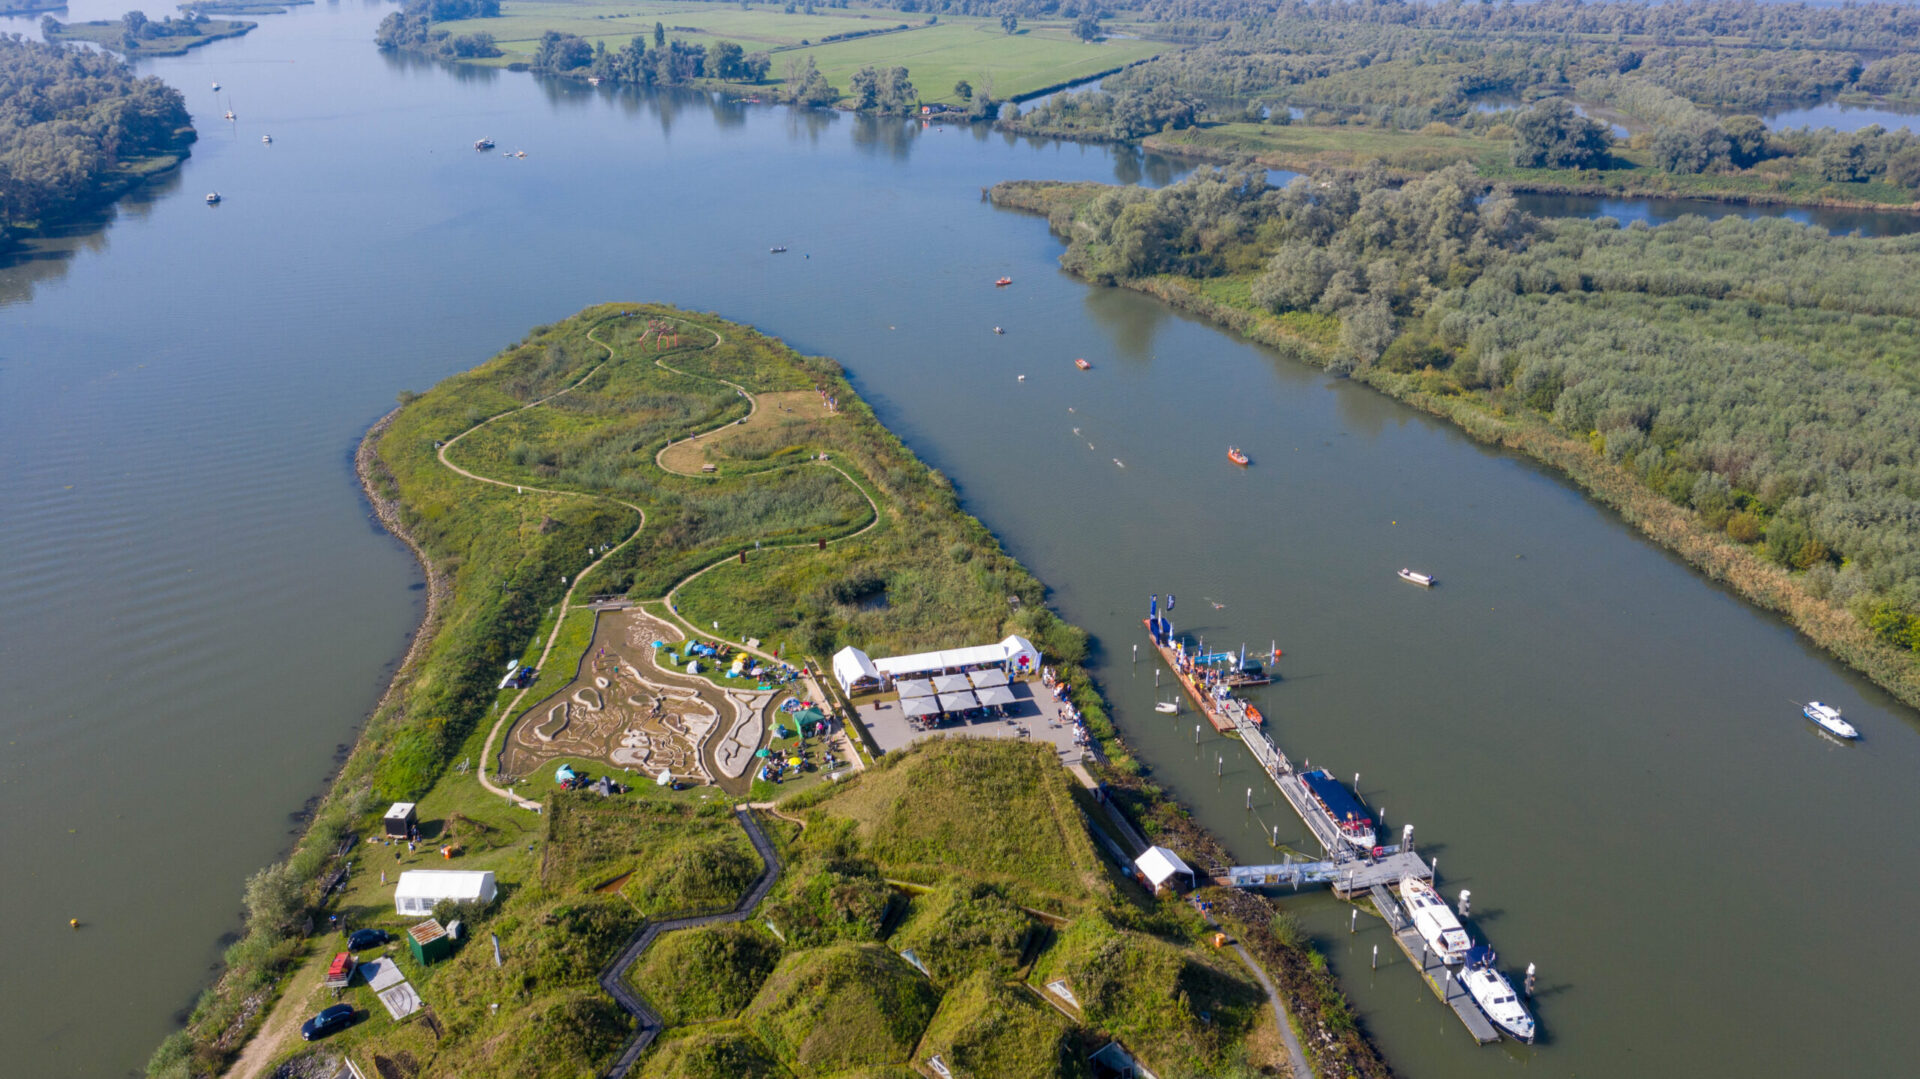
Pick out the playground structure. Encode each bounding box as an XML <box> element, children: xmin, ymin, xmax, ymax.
<box><xmin>501</xmin><ymin>609</ymin><xmax>792</xmax><ymax>792</ymax></box>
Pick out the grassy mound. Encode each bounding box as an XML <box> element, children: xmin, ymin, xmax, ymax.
<box><xmin>628</xmin><ymin>921</ymin><xmax>781</xmax><ymax>1024</ymax></box>
<box><xmin>744</xmin><ymin>942</ymin><xmax>940</xmax><ymax>1073</ymax></box>
<box><xmin>637</xmin><ymin>1024</ymin><xmax>791</xmax><ymax>1079</ymax></box>
<box><xmin>814</xmin><ymin>740</ymin><xmax>1110</xmax><ymax>906</ymax></box>
<box><xmin>542</xmin><ymin>794</ymin><xmax>748</xmax><ymax>897</ymax></box>
<box><xmin>760</xmin><ymin>845</ymin><xmax>894</xmax><ymax>949</ymax></box>
<box><xmin>889</xmin><ymin>883</ymin><xmax>1032</xmax><ymax>984</ymax></box>
<box><xmin>623</xmin><ymin>830</ymin><xmax>763</xmax><ymax>915</ymax></box>
<box><xmin>917</xmin><ymin>971</ymin><xmax>1085</xmax><ymax>1079</ymax></box>
<box><xmin>1029</xmin><ymin>913</ymin><xmax>1264</xmax><ymax>1077</ymax></box>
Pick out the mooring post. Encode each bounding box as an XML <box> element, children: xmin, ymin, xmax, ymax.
<box><xmin>1350</xmin><ymin>908</ymin><xmax>1357</xmax><ymax>934</ymax></box>
<box><xmin>1444</xmin><ymin>968</ymin><xmax>1453</xmax><ymax>1000</ymax></box>
<box><xmin>1194</xmin><ymin>724</ymin><xmax>1200</xmax><ymax>744</ymax></box>
<box><xmin>1354</xmin><ymin>771</ymin><xmax>1360</xmax><ymax>788</ymax></box>
<box><xmin>1155</xmin><ymin>668</ymin><xmax>1160</xmax><ymax>686</ymax></box>
<box><xmin>1403</xmin><ymin>823</ymin><xmax>1414</xmax><ymax>851</ymax></box>
<box><xmin>1217</xmin><ymin>754</ymin><xmax>1223</xmax><ymax>776</ymax></box>
<box><xmin>1272</xmin><ymin>824</ymin><xmax>1279</xmax><ymax>846</ymax></box>
<box><xmin>1372</xmin><ymin>944</ymin><xmax>1379</xmax><ymax>970</ymax></box>
<box><xmin>1458</xmin><ymin>889</ymin><xmax>1471</xmax><ymax>916</ymax></box>
<box><xmin>1525</xmin><ymin>963</ymin><xmax>1537</xmax><ymax>996</ymax></box>
<box><xmin>1246</xmin><ymin>787</ymin><xmax>1253</xmax><ymax>809</ymax></box>
<box><xmin>1432</xmin><ymin>858</ymin><xmax>1438</xmax><ymax>884</ymax></box>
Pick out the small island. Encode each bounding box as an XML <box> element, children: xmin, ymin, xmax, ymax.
<box><xmin>0</xmin><ymin>36</ymin><xmax>194</xmax><ymax>248</ymax></box>
<box><xmin>149</xmin><ymin>305</ymin><xmax>1389</xmax><ymax>1079</ymax></box>
<box><xmin>43</xmin><ymin>11</ymin><xmax>255</xmax><ymax>56</ymax></box>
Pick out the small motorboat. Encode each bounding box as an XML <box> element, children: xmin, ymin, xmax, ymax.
<box><xmin>995</xmin><ymin>276</ymin><xmax>1012</xmax><ymax>286</ymax></box>
<box><xmin>1459</xmin><ymin>947</ymin><xmax>1535</xmax><ymax>1043</ymax></box>
<box><xmin>211</xmin><ymin>81</ymin><xmax>221</xmax><ymax>91</ymax></box>
<box><xmin>588</xmin><ymin>76</ymin><xmax>602</xmax><ymax>86</ymax></box>
<box><xmin>1804</xmin><ymin>701</ymin><xmax>1859</xmax><ymax>739</ymax></box>
<box><xmin>224</xmin><ymin>110</ymin><xmax>235</xmax><ymax>121</ymax></box>
<box><xmin>1398</xmin><ymin>568</ymin><xmax>1435</xmax><ymax>587</ymax></box>
<box><xmin>1401</xmin><ymin>876</ymin><xmax>1472</xmax><ymax>965</ymax></box>
<box><xmin>474</xmin><ymin>137</ymin><xmax>495</xmax><ymax>150</ymax></box>
<box><xmin>261</xmin><ymin>134</ymin><xmax>272</xmax><ymax>144</ymax></box>
<box><xmin>205</xmin><ymin>192</ymin><xmax>222</xmax><ymax>204</ymax></box>
<box><xmin>1227</xmin><ymin>447</ymin><xmax>1249</xmax><ymax>466</ymax></box>
<box><xmin>1016</xmin><ymin>374</ymin><xmax>1026</xmax><ymax>381</ymax></box>
<box><xmin>1074</xmin><ymin>358</ymin><xmax>1092</xmax><ymax>371</ymax></box>
<box><xmin>993</xmin><ymin>326</ymin><xmax>1004</xmax><ymax>335</ymax></box>
<box><xmin>513</xmin><ymin>150</ymin><xmax>527</xmax><ymax>159</ymax></box>
<box><xmin>1154</xmin><ymin>701</ymin><xmax>1177</xmax><ymax>714</ymax></box>
<box><xmin>770</xmin><ymin>245</ymin><xmax>788</xmax><ymax>253</ymax></box>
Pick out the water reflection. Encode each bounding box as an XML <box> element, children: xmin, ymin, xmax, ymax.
<box><xmin>1510</xmin><ymin>190</ymin><xmax>1920</xmax><ymax>236</ymax></box>
<box><xmin>1764</xmin><ymin>100</ymin><xmax>1920</xmax><ymax>133</ymax></box>
<box><xmin>849</xmin><ymin>114</ymin><xmax>915</xmax><ymax>161</ymax></box>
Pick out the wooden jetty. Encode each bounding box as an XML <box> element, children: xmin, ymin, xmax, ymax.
<box><xmin>1148</xmin><ymin>636</ymin><xmax>1241</xmax><ymax>733</ymax></box>
<box><xmin>1371</xmin><ymin>887</ymin><xmax>1502</xmax><ymax>1045</ymax></box>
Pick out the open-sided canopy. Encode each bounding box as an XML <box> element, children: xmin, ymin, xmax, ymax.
<box><xmin>937</xmin><ymin>690</ymin><xmax>979</xmax><ymax>713</ymax></box>
<box><xmin>895</xmin><ymin>678</ymin><xmax>936</xmax><ymax>698</ymax></box>
<box><xmin>902</xmin><ymin>696</ymin><xmax>943</xmax><ymax>719</ymax></box>
<box><xmin>932</xmin><ymin>673</ymin><xmax>973</xmax><ymax>694</ymax></box>
<box><xmin>972</xmin><ymin>684</ymin><xmax>1017</xmax><ymax>708</ymax></box>
<box><xmin>966</xmin><ymin>668</ymin><xmax>1009</xmax><ymax>689</ymax></box>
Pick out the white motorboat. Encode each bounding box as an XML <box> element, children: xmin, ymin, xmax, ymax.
<box><xmin>211</xmin><ymin>81</ymin><xmax>220</xmax><ymax>91</ymax></box>
<box><xmin>261</xmin><ymin>134</ymin><xmax>272</xmax><ymax>144</ymax></box>
<box><xmin>1398</xmin><ymin>568</ymin><xmax>1435</xmax><ymax>587</ymax></box>
<box><xmin>1154</xmin><ymin>700</ymin><xmax>1177</xmax><ymax>714</ymax></box>
<box><xmin>205</xmin><ymin>192</ymin><xmax>222</xmax><ymax>204</ymax></box>
<box><xmin>1459</xmin><ymin>946</ymin><xmax>1535</xmax><ymax>1043</ymax></box>
<box><xmin>1400</xmin><ymin>876</ymin><xmax>1472</xmax><ymax>964</ymax></box>
<box><xmin>1803</xmin><ymin>701</ymin><xmax>1858</xmax><ymax>739</ymax></box>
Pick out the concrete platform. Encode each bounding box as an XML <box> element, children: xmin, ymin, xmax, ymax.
<box><xmin>855</xmin><ymin>680</ymin><xmax>1083</xmax><ymax>764</ymax></box>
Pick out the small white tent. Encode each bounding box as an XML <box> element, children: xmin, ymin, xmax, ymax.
<box><xmin>393</xmin><ymin>870</ymin><xmax>497</xmax><ymax>916</ymax></box>
<box><xmin>1134</xmin><ymin>846</ymin><xmax>1194</xmax><ymax>895</ymax></box>
<box><xmin>831</xmin><ymin>646</ymin><xmax>881</xmax><ymax>695</ymax></box>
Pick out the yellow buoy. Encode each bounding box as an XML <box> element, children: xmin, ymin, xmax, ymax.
<box><xmin>70</xmin><ymin>919</ymin><xmax>79</xmax><ymax>929</ymax></box>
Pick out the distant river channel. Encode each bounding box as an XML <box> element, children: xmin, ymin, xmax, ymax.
<box><xmin>4</xmin><ymin>5</ymin><xmax>1919</xmax><ymax>1077</ymax></box>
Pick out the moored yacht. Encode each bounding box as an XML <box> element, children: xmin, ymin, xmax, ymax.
<box><xmin>1459</xmin><ymin>946</ymin><xmax>1535</xmax><ymax>1042</ymax></box>
<box><xmin>1804</xmin><ymin>701</ymin><xmax>1858</xmax><ymax>739</ymax></box>
<box><xmin>1400</xmin><ymin>876</ymin><xmax>1472</xmax><ymax>964</ymax></box>
<box><xmin>1298</xmin><ymin>769</ymin><xmax>1376</xmax><ymax>850</ymax></box>
<box><xmin>1398</xmin><ymin>568</ymin><xmax>1435</xmax><ymax>586</ymax></box>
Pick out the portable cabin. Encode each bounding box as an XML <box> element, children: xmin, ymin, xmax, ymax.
<box><xmin>393</xmin><ymin>869</ymin><xmax>497</xmax><ymax>916</ymax></box>
<box><xmin>407</xmin><ymin>919</ymin><xmax>453</xmax><ymax>966</ymax></box>
<box><xmin>383</xmin><ymin>802</ymin><xmax>418</xmax><ymax>839</ymax></box>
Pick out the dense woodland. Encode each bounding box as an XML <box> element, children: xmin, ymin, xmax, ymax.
<box><xmin>1027</xmin><ymin>165</ymin><xmax>1920</xmax><ymax>652</ymax></box>
<box><xmin>0</xmin><ymin>35</ymin><xmax>193</xmax><ymax>237</ymax></box>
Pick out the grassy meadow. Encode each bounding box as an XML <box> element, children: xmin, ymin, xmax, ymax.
<box><xmin>438</xmin><ymin>0</ymin><xmax>1161</xmax><ymax>102</ymax></box>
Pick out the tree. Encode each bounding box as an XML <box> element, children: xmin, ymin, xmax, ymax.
<box><xmin>242</xmin><ymin>862</ymin><xmax>304</xmax><ymax>935</ymax></box>
<box><xmin>122</xmin><ymin>9</ymin><xmax>149</xmax><ymax>38</ymax></box>
<box><xmin>707</xmin><ymin>40</ymin><xmax>745</xmax><ymax>80</ymax></box>
<box><xmin>1722</xmin><ymin>115</ymin><xmax>1773</xmax><ymax>168</ymax></box>
<box><xmin>1000</xmin><ymin>13</ymin><xmax>1017</xmax><ymax>34</ymax></box>
<box><xmin>849</xmin><ymin>65</ymin><xmax>879</xmax><ymax>110</ymax></box>
<box><xmin>1650</xmin><ymin>123</ymin><xmax>1731</xmax><ymax>174</ymax></box>
<box><xmin>1510</xmin><ymin>98</ymin><xmax>1611</xmax><ymax>170</ymax></box>
<box><xmin>954</xmin><ymin>79</ymin><xmax>972</xmax><ymax>103</ymax></box>
<box><xmin>654</xmin><ymin>20</ymin><xmax>665</xmax><ymax>48</ymax></box>
<box><xmin>1073</xmin><ymin>14</ymin><xmax>1101</xmax><ymax>41</ymax></box>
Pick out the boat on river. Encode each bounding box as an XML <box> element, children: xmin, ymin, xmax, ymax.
<box><xmin>1803</xmin><ymin>701</ymin><xmax>1858</xmax><ymax>739</ymax></box>
<box><xmin>993</xmin><ymin>326</ymin><xmax>1004</xmax><ymax>334</ymax></box>
<box><xmin>1298</xmin><ymin>768</ymin><xmax>1377</xmax><ymax>850</ymax></box>
<box><xmin>770</xmin><ymin>245</ymin><xmax>788</xmax><ymax>253</ymax></box>
<box><xmin>261</xmin><ymin>135</ymin><xmax>272</xmax><ymax>144</ymax></box>
<box><xmin>211</xmin><ymin>81</ymin><xmax>220</xmax><ymax>91</ymax></box>
<box><xmin>995</xmin><ymin>276</ymin><xmax>1012</xmax><ymax>286</ymax></box>
<box><xmin>1074</xmin><ymin>358</ymin><xmax>1092</xmax><ymax>370</ymax></box>
<box><xmin>1398</xmin><ymin>568</ymin><xmax>1435</xmax><ymax>587</ymax></box>
<box><xmin>205</xmin><ymin>192</ymin><xmax>222</xmax><ymax>205</ymax></box>
<box><xmin>1401</xmin><ymin>876</ymin><xmax>1472</xmax><ymax>965</ymax></box>
<box><xmin>1228</xmin><ymin>446</ymin><xmax>1249</xmax><ymax>466</ymax></box>
<box><xmin>1459</xmin><ymin>946</ymin><xmax>1535</xmax><ymax>1042</ymax></box>
<box><xmin>474</xmin><ymin>137</ymin><xmax>495</xmax><ymax>150</ymax></box>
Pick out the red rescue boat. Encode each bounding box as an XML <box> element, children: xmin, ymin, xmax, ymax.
<box><xmin>1227</xmin><ymin>446</ymin><xmax>1250</xmax><ymax>466</ymax></box>
<box><xmin>1074</xmin><ymin>358</ymin><xmax>1092</xmax><ymax>370</ymax></box>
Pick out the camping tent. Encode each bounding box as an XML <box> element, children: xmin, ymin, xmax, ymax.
<box><xmin>831</xmin><ymin>646</ymin><xmax>881</xmax><ymax>695</ymax></box>
<box><xmin>393</xmin><ymin>870</ymin><xmax>497</xmax><ymax>916</ymax></box>
<box><xmin>555</xmin><ymin>764</ymin><xmax>576</xmax><ymax>783</ymax></box>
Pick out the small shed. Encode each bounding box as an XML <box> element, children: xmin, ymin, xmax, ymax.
<box><xmin>383</xmin><ymin>802</ymin><xmax>418</xmax><ymax>838</ymax></box>
<box><xmin>1134</xmin><ymin>846</ymin><xmax>1195</xmax><ymax>896</ymax></box>
<box><xmin>393</xmin><ymin>869</ymin><xmax>497</xmax><ymax>916</ymax></box>
<box><xmin>407</xmin><ymin>919</ymin><xmax>453</xmax><ymax>966</ymax></box>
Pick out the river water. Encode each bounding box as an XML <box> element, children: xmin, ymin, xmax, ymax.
<box><xmin>4</xmin><ymin>5</ymin><xmax>1918</xmax><ymax>1077</ymax></box>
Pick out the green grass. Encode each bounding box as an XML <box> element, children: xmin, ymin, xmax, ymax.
<box><xmin>638</xmin><ymin>1024</ymin><xmax>795</xmax><ymax>1079</ymax></box>
<box><xmin>1027</xmin><ymin>911</ymin><xmax>1265</xmax><ymax>1077</ymax></box>
<box><xmin>439</xmin><ymin>0</ymin><xmax>1161</xmax><ymax>102</ymax></box>
<box><xmin>744</xmin><ymin>942</ymin><xmax>940</xmax><ymax>1072</ymax></box>
<box><xmin>917</xmin><ymin>970</ymin><xmax>1086</xmax><ymax>1079</ymax></box>
<box><xmin>887</xmin><ymin>882</ymin><xmax>1032</xmax><ymax>984</ymax></box>
<box><xmin>627</xmin><ymin>920</ymin><xmax>782</xmax><ymax>1023</ymax></box>
<box><xmin>1145</xmin><ymin>120</ymin><xmax>1507</xmax><ymax>174</ymax></box>
<box><xmin>541</xmin><ymin>793</ymin><xmax>754</xmax><ymax>903</ymax></box>
<box><xmin>815</xmin><ymin>739</ymin><xmax>1112</xmax><ymax>908</ymax></box>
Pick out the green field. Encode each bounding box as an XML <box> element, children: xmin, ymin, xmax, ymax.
<box><xmin>440</xmin><ymin>0</ymin><xmax>1161</xmax><ymax>102</ymax></box>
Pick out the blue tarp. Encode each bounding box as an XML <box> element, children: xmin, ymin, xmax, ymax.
<box><xmin>1300</xmin><ymin>769</ymin><xmax>1370</xmax><ymax>824</ymax></box>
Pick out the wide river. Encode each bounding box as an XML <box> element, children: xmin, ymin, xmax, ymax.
<box><xmin>4</xmin><ymin>5</ymin><xmax>1918</xmax><ymax>1077</ymax></box>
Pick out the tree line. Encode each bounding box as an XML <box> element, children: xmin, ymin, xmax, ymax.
<box><xmin>1029</xmin><ymin>162</ymin><xmax>1920</xmax><ymax>649</ymax></box>
<box><xmin>0</xmin><ymin>34</ymin><xmax>192</xmax><ymax>237</ymax></box>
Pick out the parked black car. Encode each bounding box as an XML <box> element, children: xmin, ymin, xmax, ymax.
<box><xmin>300</xmin><ymin>1004</ymin><xmax>355</xmax><ymax>1041</ymax></box>
<box><xmin>347</xmin><ymin>928</ymin><xmax>391</xmax><ymax>951</ymax></box>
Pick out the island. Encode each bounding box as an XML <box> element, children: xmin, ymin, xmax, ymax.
<box><xmin>0</xmin><ymin>36</ymin><xmax>194</xmax><ymax>248</ymax></box>
<box><xmin>43</xmin><ymin>11</ymin><xmax>256</xmax><ymax>57</ymax></box>
<box><xmin>991</xmin><ymin>167</ymin><xmax>1920</xmax><ymax>712</ymax></box>
<box><xmin>149</xmin><ymin>305</ymin><xmax>1389</xmax><ymax>1079</ymax></box>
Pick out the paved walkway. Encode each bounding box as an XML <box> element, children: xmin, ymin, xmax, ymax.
<box><xmin>599</xmin><ymin>808</ymin><xmax>783</xmax><ymax>1077</ymax></box>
